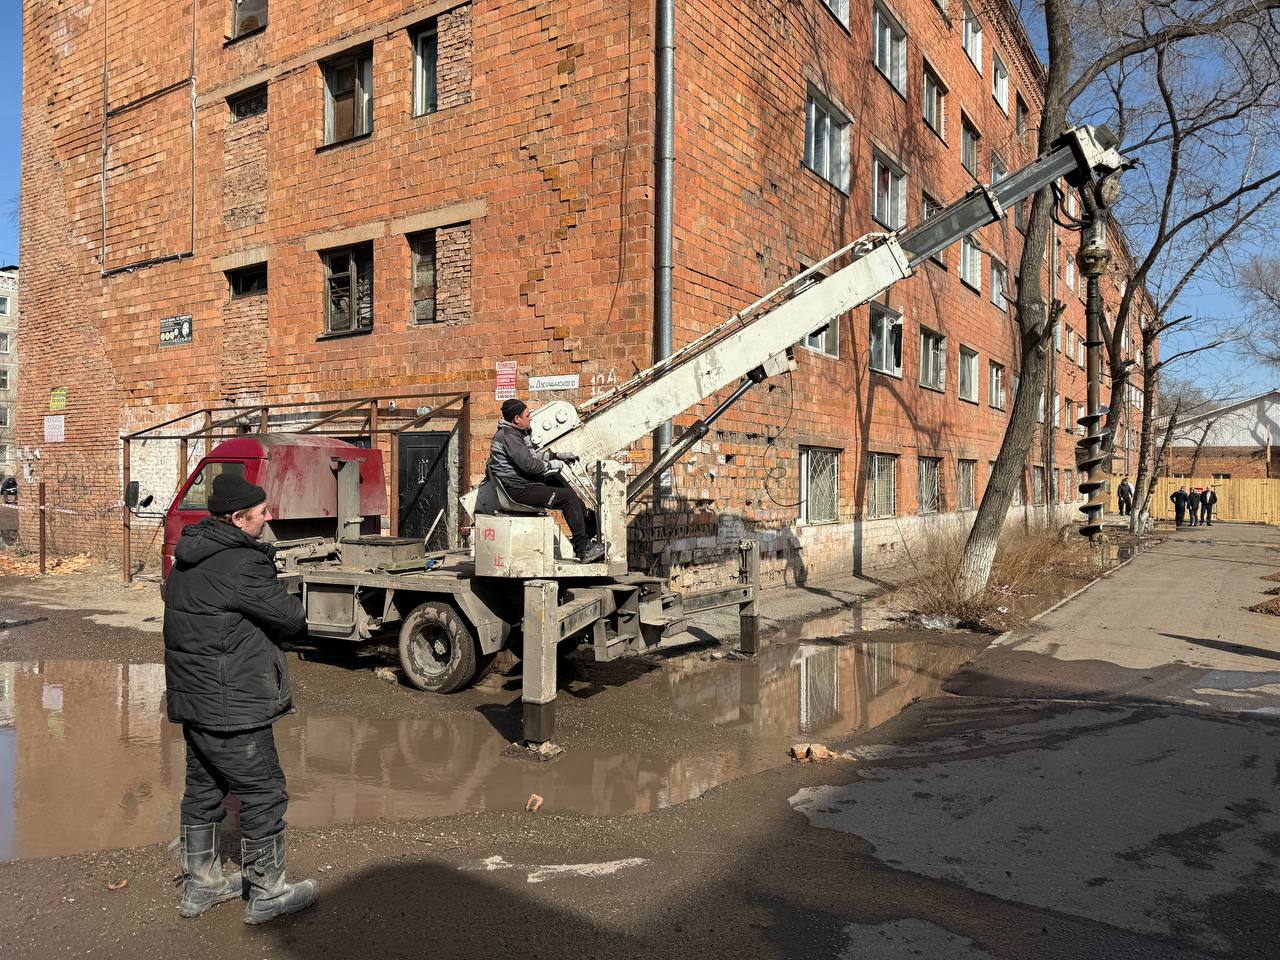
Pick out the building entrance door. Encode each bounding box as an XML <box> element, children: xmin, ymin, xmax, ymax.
<box><xmin>398</xmin><ymin>431</ymin><xmax>453</xmax><ymax>548</ymax></box>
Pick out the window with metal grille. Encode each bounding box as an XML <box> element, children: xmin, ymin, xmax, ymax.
<box><xmin>923</xmin><ymin>63</ymin><xmax>945</xmax><ymax>137</ymax></box>
<box><xmin>867</xmin><ymin>641</ymin><xmax>897</xmax><ymax>696</ymax></box>
<box><xmin>231</xmin><ymin>0</ymin><xmax>267</xmax><ymax>38</ymax></box>
<box><xmin>958</xmin><ymin>460</ymin><xmax>976</xmax><ymax>510</ymax></box>
<box><xmin>959</xmin><ymin>346</ymin><xmax>978</xmax><ymax>402</ymax></box>
<box><xmin>412</xmin><ymin>22</ymin><xmax>438</xmax><ymax>117</ymax></box>
<box><xmin>410</xmin><ymin>231</ymin><xmax>438</xmax><ymax>323</ymax></box>
<box><xmin>323</xmin><ymin>243</ymin><xmax>374</xmax><ymax>334</ymax></box>
<box><xmin>1032</xmin><ymin>465</ymin><xmax>1046</xmax><ymax>505</ymax></box>
<box><xmin>804</xmin><ymin>88</ymin><xmax>850</xmax><ymax>192</ymax></box>
<box><xmin>868</xmin><ymin>453</ymin><xmax>897</xmax><ymax>519</ymax></box>
<box><xmin>228</xmin><ymin>262</ymin><xmax>267</xmax><ymax>299</ymax></box>
<box><xmin>229</xmin><ymin>86</ymin><xmax>267</xmax><ymax>121</ymax></box>
<box><xmin>918</xmin><ymin>457</ymin><xmax>942</xmax><ymax>515</ymax></box>
<box><xmin>799</xmin><ymin>647</ymin><xmax>840</xmax><ymax>732</ymax></box>
<box><xmin>801</xmin><ymin>446</ymin><xmax>839</xmax><ymax>524</ymax></box>
<box><xmin>870</xmin><ymin>304</ymin><xmax>903</xmax><ymax>376</ymax></box>
<box><xmin>323</xmin><ymin>50</ymin><xmax>373</xmax><ymax>145</ymax></box>
<box><xmin>988</xmin><ymin>361</ymin><xmax>1005</xmax><ymax>409</ymax></box>
<box><xmin>872</xmin><ymin>4</ymin><xmax>907</xmax><ymax>94</ymax></box>
<box><xmin>920</xmin><ymin>329</ymin><xmax>945</xmax><ymax>391</ymax></box>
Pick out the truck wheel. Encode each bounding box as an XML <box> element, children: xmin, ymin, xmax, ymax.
<box><xmin>399</xmin><ymin>601</ymin><xmax>479</xmax><ymax>694</ymax></box>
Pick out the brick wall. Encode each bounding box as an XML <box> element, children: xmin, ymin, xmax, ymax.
<box><xmin>1167</xmin><ymin>447</ymin><xmax>1272</xmax><ymax>480</ymax></box>
<box><xmin>19</xmin><ymin>0</ymin><xmax>1137</xmax><ymax>578</ymax></box>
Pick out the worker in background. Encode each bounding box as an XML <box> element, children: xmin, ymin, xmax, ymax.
<box><xmin>1186</xmin><ymin>487</ymin><xmax>1202</xmax><ymax>527</ymax></box>
<box><xmin>1200</xmin><ymin>486</ymin><xmax>1218</xmax><ymax>526</ymax></box>
<box><xmin>1116</xmin><ymin>477</ymin><xmax>1134</xmax><ymax>516</ymax></box>
<box><xmin>163</xmin><ymin>473</ymin><xmax>318</xmax><ymax>924</ymax></box>
<box><xmin>1170</xmin><ymin>485</ymin><xmax>1188</xmax><ymax>526</ymax></box>
<box><xmin>489</xmin><ymin>398</ymin><xmax>605</xmax><ymax>563</ymax></box>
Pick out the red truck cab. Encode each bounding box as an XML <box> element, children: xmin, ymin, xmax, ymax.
<box><xmin>164</xmin><ymin>434</ymin><xmax>387</xmax><ymax>585</ymax></box>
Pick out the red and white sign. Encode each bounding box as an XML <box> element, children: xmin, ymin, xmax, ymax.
<box><xmin>495</xmin><ymin>361</ymin><xmax>518</xmax><ymax>401</ymax></box>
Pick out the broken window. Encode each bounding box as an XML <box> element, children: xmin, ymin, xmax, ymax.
<box><xmin>324</xmin><ymin>51</ymin><xmax>373</xmax><ymax>145</ymax></box>
<box><xmin>231</xmin><ymin>0</ymin><xmax>267</xmax><ymax>39</ymax></box>
<box><xmin>323</xmin><ymin>244</ymin><xmax>374</xmax><ymax>334</ymax></box>
<box><xmin>228</xmin><ymin>262</ymin><xmax>268</xmax><ymax>299</ymax></box>
<box><xmin>413</xmin><ymin>23</ymin><xmax>439</xmax><ymax>117</ymax></box>
<box><xmin>229</xmin><ymin>86</ymin><xmax>268</xmax><ymax>122</ymax></box>
<box><xmin>410</xmin><ymin>231</ymin><xmax>438</xmax><ymax>323</ymax></box>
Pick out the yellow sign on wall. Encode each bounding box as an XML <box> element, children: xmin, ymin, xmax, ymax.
<box><xmin>49</xmin><ymin>386</ymin><xmax>67</xmax><ymax>412</ymax></box>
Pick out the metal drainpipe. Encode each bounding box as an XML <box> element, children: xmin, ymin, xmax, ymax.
<box><xmin>654</xmin><ymin>0</ymin><xmax>675</xmax><ymax>492</ymax></box>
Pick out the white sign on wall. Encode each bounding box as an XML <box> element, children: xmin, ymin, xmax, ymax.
<box><xmin>43</xmin><ymin>415</ymin><xmax>65</xmax><ymax>443</ymax></box>
<box><xmin>528</xmin><ymin>374</ymin><xmax>580</xmax><ymax>393</ymax></box>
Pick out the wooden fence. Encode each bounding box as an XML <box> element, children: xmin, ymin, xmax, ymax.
<box><xmin>1116</xmin><ymin>477</ymin><xmax>1280</xmax><ymax>525</ymax></box>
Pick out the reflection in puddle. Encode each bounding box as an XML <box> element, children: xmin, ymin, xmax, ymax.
<box><xmin>0</xmin><ymin>636</ymin><xmax>974</xmax><ymax>860</ymax></box>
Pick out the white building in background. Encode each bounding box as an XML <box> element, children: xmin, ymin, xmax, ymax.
<box><xmin>0</xmin><ymin>265</ymin><xmax>15</xmax><ymax>478</ymax></box>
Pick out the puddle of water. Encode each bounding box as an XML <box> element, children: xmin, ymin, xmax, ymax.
<box><xmin>0</xmin><ymin>637</ymin><xmax>973</xmax><ymax>861</ymax></box>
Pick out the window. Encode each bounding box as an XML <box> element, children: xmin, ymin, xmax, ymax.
<box><xmin>870</xmin><ymin>304</ymin><xmax>903</xmax><ymax>376</ymax></box>
<box><xmin>1016</xmin><ymin>96</ymin><xmax>1029</xmax><ymax>137</ymax></box>
<box><xmin>923</xmin><ymin>64</ymin><xmax>946</xmax><ymax>136</ymax></box>
<box><xmin>1054</xmin><ymin>318</ymin><xmax>1062</xmax><ymax>352</ymax></box>
<box><xmin>410</xmin><ymin>231</ymin><xmax>438</xmax><ymax>323</ymax></box>
<box><xmin>959</xmin><ymin>346</ymin><xmax>978</xmax><ymax>402</ymax></box>
<box><xmin>962</xmin><ymin>2</ymin><xmax>982</xmax><ymax>69</ymax></box>
<box><xmin>1065</xmin><ymin>327</ymin><xmax>1074</xmax><ymax>357</ymax></box>
<box><xmin>988</xmin><ymin>361</ymin><xmax>1005</xmax><ymax>409</ymax></box>
<box><xmin>805</xmin><ymin>315</ymin><xmax>839</xmax><ymax>357</ymax></box>
<box><xmin>1213</xmin><ymin>472</ymin><xmax>1231</xmax><ymax>480</ymax></box>
<box><xmin>959</xmin><ymin>236</ymin><xmax>981</xmax><ymax>290</ymax></box>
<box><xmin>231</xmin><ymin>0</ymin><xmax>267</xmax><ymax>38</ymax></box>
<box><xmin>805</xmin><ymin>89</ymin><xmax>851</xmax><ymax>192</ymax></box>
<box><xmin>992</xmin><ymin>52</ymin><xmax>1009</xmax><ymax>112</ymax></box>
<box><xmin>0</xmin><ymin>369</ymin><xmax>7</xmax><ymax>389</ymax></box>
<box><xmin>961</xmin><ymin>116</ymin><xmax>980</xmax><ymax>174</ymax></box>
<box><xmin>868</xmin><ymin>454</ymin><xmax>897</xmax><ymax>519</ymax></box>
<box><xmin>1032</xmin><ymin>465</ymin><xmax>1045</xmax><ymax>505</ymax></box>
<box><xmin>228</xmin><ymin>262</ymin><xmax>267</xmax><ymax>298</ymax></box>
<box><xmin>1052</xmin><ymin>392</ymin><xmax>1060</xmax><ymax>428</ymax></box>
<box><xmin>0</xmin><ymin>408</ymin><xmax>7</xmax><ymax>427</ymax></box>
<box><xmin>990</xmin><ymin>259</ymin><xmax>1007</xmax><ymax>309</ymax></box>
<box><xmin>958</xmin><ymin>460</ymin><xmax>976</xmax><ymax>510</ymax></box>
<box><xmin>0</xmin><ymin>296</ymin><xmax>8</xmax><ymax>315</ymax></box>
<box><xmin>1011</xmin><ymin>467</ymin><xmax>1024</xmax><ymax>506</ymax></box>
<box><xmin>0</xmin><ymin>332</ymin><xmax>9</xmax><ymax>353</ymax></box>
<box><xmin>991</xmin><ymin>153</ymin><xmax>1007</xmax><ymax>185</ymax></box>
<box><xmin>821</xmin><ymin>0</ymin><xmax>849</xmax><ymax>25</ymax></box>
<box><xmin>801</xmin><ymin>447</ymin><xmax>840</xmax><ymax>524</ymax></box>
<box><xmin>873</xmin><ymin>4</ymin><xmax>907</xmax><ymax>94</ymax></box>
<box><xmin>922</xmin><ymin>193</ymin><xmax>947</xmax><ymax>266</ymax></box>
<box><xmin>918</xmin><ymin>457</ymin><xmax>942</xmax><ymax>515</ymax></box>
<box><xmin>920</xmin><ymin>329</ymin><xmax>946</xmax><ymax>391</ymax></box>
<box><xmin>228</xmin><ymin>86</ymin><xmax>267</xmax><ymax>121</ymax></box>
<box><xmin>1076</xmin><ymin>337</ymin><xmax>1085</xmax><ymax>367</ymax></box>
<box><xmin>0</xmin><ymin>444</ymin><xmax>7</xmax><ymax>461</ymax></box>
<box><xmin>323</xmin><ymin>243</ymin><xmax>374</xmax><ymax>334</ymax></box>
<box><xmin>872</xmin><ymin>152</ymin><xmax>906</xmax><ymax>229</ymax></box>
<box><xmin>323</xmin><ymin>50</ymin><xmax>373</xmax><ymax>145</ymax></box>
<box><xmin>1062</xmin><ymin>469</ymin><xmax>1072</xmax><ymax>502</ymax></box>
<box><xmin>180</xmin><ymin>461</ymin><xmax>248</xmax><ymax>512</ymax></box>
<box><xmin>1037</xmin><ymin>391</ymin><xmax>1044</xmax><ymax>423</ymax></box>
<box><xmin>1012</xmin><ymin>374</ymin><xmax>1020</xmax><ymax>405</ymax></box>
<box><xmin>1076</xmin><ymin>401</ymin><xmax>1086</xmax><ymax>435</ymax></box>
<box><xmin>412</xmin><ymin>23</ymin><xmax>439</xmax><ymax>117</ymax></box>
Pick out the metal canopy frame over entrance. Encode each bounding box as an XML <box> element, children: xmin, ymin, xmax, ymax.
<box><xmin>120</xmin><ymin>391</ymin><xmax>471</xmax><ymax>583</ymax></box>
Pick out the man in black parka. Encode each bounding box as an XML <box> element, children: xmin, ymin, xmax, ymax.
<box><xmin>1170</xmin><ymin>485</ymin><xmax>1188</xmax><ymax>526</ymax></box>
<box><xmin>163</xmin><ymin>472</ymin><xmax>317</xmax><ymax>924</ymax></box>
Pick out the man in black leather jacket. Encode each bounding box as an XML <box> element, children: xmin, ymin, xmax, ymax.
<box><xmin>163</xmin><ymin>472</ymin><xmax>317</xmax><ymax>924</ymax></box>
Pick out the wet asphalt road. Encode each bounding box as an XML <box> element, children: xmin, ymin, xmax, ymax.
<box><xmin>3</xmin><ymin>523</ymin><xmax>1280</xmax><ymax>958</ymax></box>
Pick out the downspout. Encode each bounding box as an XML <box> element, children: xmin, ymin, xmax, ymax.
<box><xmin>654</xmin><ymin>0</ymin><xmax>675</xmax><ymax>490</ymax></box>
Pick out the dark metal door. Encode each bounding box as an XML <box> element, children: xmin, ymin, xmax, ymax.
<box><xmin>398</xmin><ymin>431</ymin><xmax>452</xmax><ymax>548</ymax></box>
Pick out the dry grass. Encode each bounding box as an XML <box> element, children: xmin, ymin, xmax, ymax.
<box><xmin>0</xmin><ymin>551</ymin><xmax>96</xmax><ymax>577</ymax></box>
<box><xmin>1262</xmin><ymin>572</ymin><xmax>1280</xmax><ymax>583</ymax></box>
<box><xmin>1248</xmin><ymin>597</ymin><xmax>1280</xmax><ymax>617</ymax></box>
<box><xmin>893</xmin><ymin>527</ymin><xmax>1106</xmax><ymax>633</ymax></box>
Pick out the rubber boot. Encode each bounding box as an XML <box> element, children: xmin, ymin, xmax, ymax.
<box><xmin>241</xmin><ymin>830</ymin><xmax>317</xmax><ymax>925</ymax></box>
<box><xmin>178</xmin><ymin>822</ymin><xmax>242</xmax><ymax>918</ymax></box>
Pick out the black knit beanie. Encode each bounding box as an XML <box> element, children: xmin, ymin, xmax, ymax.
<box><xmin>501</xmin><ymin>399</ymin><xmax>528</xmax><ymax>422</ymax></box>
<box><xmin>208</xmin><ymin>473</ymin><xmax>268</xmax><ymax>515</ymax></box>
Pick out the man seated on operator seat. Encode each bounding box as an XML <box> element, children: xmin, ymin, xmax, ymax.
<box><xmin>488</xmin><ymin>398</ymin><xmax>605</xmax><ymax>564</ymax></box>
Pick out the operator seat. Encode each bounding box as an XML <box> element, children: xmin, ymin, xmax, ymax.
<box><xmin>481</xmin><ymin>470</ymin><xmax>546</xmax><ymax>516</ymax></box>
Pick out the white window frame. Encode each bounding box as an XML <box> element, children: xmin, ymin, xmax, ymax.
<box><xmin>868</xmin><ymin>453</ymin><xmax>897</xmax><ymax>519</ymax></box>
<box><xmin>920</xmin><ymin>329</ymin><xmax>946</xmax><ymax>392</ymax></box>
<box><xmin>820</xmin><ymin>0</ymin><xmax>850</xmax><ymax>26</ymax></box>
<box><xmin>923</xmin><ymin>63</ymin><xmax>945</xmax><ymax>137</ymax></box>
<box><xmin>870</xmin><ymin>304</ymin><xmax>904</xmax><ymax>377</ymax></box>
<box><xmin>0</xmin><ymin>332</ymin><xmax>9</xmax><ymax>353</ymax></box>
<box><xmin>800</xmin><ymin>446</ymin><xmax>840</xmax><ymax>525</ymax></box>
<box><xmin>804</xmin><ymin>315</ymin><xmax>840</xmax><ymax>358</ymax></box>
<box><xmin>872</xmin><ymin>151</ymin><xmax>906</xmax><ymax>229</ymax></box>
<box><xmin>804</xmin><ymin>88</ymin><xmax>851</xmax><ymax>193</ymax></box>
<box><xmin>962</xmin><ymin>2</ymin><xmax>983</xmax><ymax>71</ymax></box>
<box><xmin>959</xmin><ymin>346</ymin><xmax>978</xmax><ymax>402</ymax></box>
<box><xmin>1053</xmin><ymin>392</ymin><xmax>1061</xmax><ymax>428</ymax></box>
<box><xmin>959</xmin><ymin>236</ymin><xmax>981</xmax><ymax>291</ymax></box>
<box><xmin>961</xmin><ymin>116</ymin><xmax>980</xmax><ymax>175</ymax></box>
<box><xmin>873</xmin><ymin>3</ymin><xmax>908</xmax><ymax>95</ymax></box>
<box><xmin>991</xmin><ymin>153</ymin><xmax>1007</xmax><ymax>185</ymax></box>
<box><xmin>992</xmin><ymin>52</ymin><xmax>1009</xmax><ymax>113</ymax></box>
<box><xmin>0</xmin><ymin>369</ymin><xmax>8</xmax><ymax>390</ymax></box>
<box><xmin>918</xmin><ymin>457</ymin><xmax>942</xmax><ymax>515</ymax></box>
<box><xmin>988</xmin><ymin>360</ymin><xmax>1005</xmax><ymax>409</ymax></box>
<box><xmin>323</xmin><ymin>50</ymin><xmax>374</xmax><ymax>145</ymax></box>
<box><xmin>990</xmin><ymin>259</ymin><xmax>1007</xmax><ymax>309</ymax></box>
<box><xmin>412</xmin><ymin>23</ymin><xmax>439</xmax><ymax>117</ymax></box>
<box><xmin>922</xmin><ymin>193</ymin><xmax>947</xmax><ymax>266</ymax></box>
<box><xmin>0</xmin><ymin>296</ymin><xmax>8</xmax><ymax>317</ymax></box>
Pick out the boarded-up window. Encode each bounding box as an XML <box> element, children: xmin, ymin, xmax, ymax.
<box><xmin>323</xmin><ymin>244</ymin><xmax>374</xmax><ymax>334</ymax></box>
<box><xmin>410</xmin><ymin>231</ymin><xmax>437</xmax><ymax>323</ymax></box>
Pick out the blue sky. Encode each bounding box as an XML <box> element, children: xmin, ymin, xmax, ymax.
<box><xmin>0</xmin><ymin>2</ymin><xmax>1269</xmax><ymax>399</ymax></box>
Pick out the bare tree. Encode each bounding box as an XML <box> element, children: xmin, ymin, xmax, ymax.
<box><xmin>1241</xmin><ymin>255</ymin><xmax>1280</xmax><ymax>365</ymax></box>
<box><xmin>957</xmin><ymin>0</ymin><xmax>1280</xmax><ymax>597</ymax></box>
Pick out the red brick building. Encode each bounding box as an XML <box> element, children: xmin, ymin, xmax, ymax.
<box><xmin>19</xmin><ymin>0</ymin><xmax>1138</xmax><ymax>586</ymax></box>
